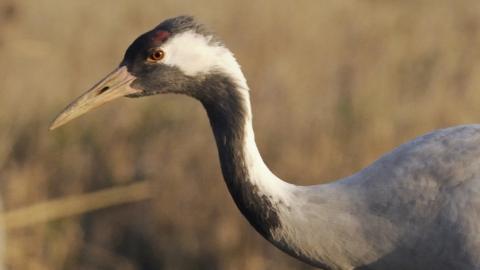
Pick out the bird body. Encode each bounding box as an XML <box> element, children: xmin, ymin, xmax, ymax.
<box><xmin>276</xmin><ymin>125</ymin><xmax>480</xmax><ymax>269</ymax></box>
<box><xmin>50</xmin><ymin>16</ymin><xmax>480</xmax><ymax>269</ymax></box>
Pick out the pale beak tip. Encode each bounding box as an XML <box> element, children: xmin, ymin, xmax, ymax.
<box><xmin>48</xmin><ymin>114</ymin><xmax>69</xmax><ymax>131</ymax></box>
<box><xmin>49</xmin><ymin>66</ymin><xmax>138</xmax><ymax>132</ymax></box>
<box><xmin>48</xmin><ymin>119</ymin><xmax>61</xmax><ymax>131</ymax></box>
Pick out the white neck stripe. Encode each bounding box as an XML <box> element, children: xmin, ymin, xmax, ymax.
<box><xmin>161</xmin><ymin>30</ymin><xmax>248</xmax><ymax>90</ymax></box>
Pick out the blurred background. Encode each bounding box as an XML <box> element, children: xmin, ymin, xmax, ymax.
<box><xmin>1</xmin><ymin>0</ymin><xmax>480</xmax><ymax>269</ymax></box>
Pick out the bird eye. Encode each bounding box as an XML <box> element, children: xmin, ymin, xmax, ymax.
<box><xmin>148</xmin><ymin>49</ymin><xmax>165</xmax><ymax>62</ymax></box>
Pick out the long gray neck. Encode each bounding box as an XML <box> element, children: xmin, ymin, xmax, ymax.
<box><xmin>198</xmin><ymin>74</ymin><xmax>293</xmax><ymax>240</ymax></box>
<box><xmin>197</xmin><ymin>74</ymin><xmax>354</xmax><ymax>270</ymax></box>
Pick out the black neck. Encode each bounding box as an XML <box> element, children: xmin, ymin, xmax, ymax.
<box><xmin>197</xmin><ymin>75</ymin><xmax>337</xmax><ymax>270</ymax></box>
<box><xmin>197</xmin><ymin>74</ymin><xmax>282</xmax><ymax>239</ymax></box>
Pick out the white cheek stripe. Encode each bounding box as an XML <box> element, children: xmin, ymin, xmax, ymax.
<box><xmin>161</xmin><ymin>30</ymin><xmax>248</xmax><ymax>90</ymax></box>
<box><xmin>161</xmin><ymin>31</ymin><xmax>291</xmax><ymax>199</ymax></box>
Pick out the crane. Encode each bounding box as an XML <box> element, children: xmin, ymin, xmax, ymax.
<box><xmin>50</xmin><ymin>16</ymin><xmax>480</xmax><ymax>270</ymax></box>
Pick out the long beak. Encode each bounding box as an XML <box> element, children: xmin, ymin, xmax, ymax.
<box><xmin>49</xmin><ymin>66</ymin><xmax>141</xmax><ymax>130</ymax></box>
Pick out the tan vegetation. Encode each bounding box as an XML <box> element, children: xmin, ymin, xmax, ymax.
<box><xmin>1</xmin><ymin>0</ymin><xmax>480</xmax><ymax>269</ymax></box>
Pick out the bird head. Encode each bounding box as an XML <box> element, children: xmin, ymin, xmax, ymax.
<box><xmin>50</xmin><ymin>16</ymin><xmax>247</xmax><ymax>130</ymax></box>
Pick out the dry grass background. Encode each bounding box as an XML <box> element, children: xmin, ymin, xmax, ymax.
<box><xmin>1</xmin><ymin>0</ymin><xmax>480</xmax><ymax>269</ymax></box>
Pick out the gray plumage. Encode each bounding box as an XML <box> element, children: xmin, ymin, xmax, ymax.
<box><xmin>278</xmin><ymin>125</ymin><xmax>480</xmax><ymax>269</ymax></box>
<box><xmin>50</xmin><ymin>16</ymin><xmax>480</xmax><ymax>270</ymax></box>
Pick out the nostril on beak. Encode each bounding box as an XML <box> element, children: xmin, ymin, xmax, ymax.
<box><xmin>98</xmin><ymin>86</ymin><xmax>110</xmax><ymax>95</ymax></box>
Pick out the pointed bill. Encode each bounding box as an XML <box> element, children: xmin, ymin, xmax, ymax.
<box><xmin>49</xmin><ymin>66</ymin><xmax>140</xmax><ymax>130</ymax></box>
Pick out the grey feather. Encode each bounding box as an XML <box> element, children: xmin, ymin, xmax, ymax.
<box><xmin>276</xmin><ymin>125</ymin><xmax>480</xmax><ymax>269</ymax></box>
